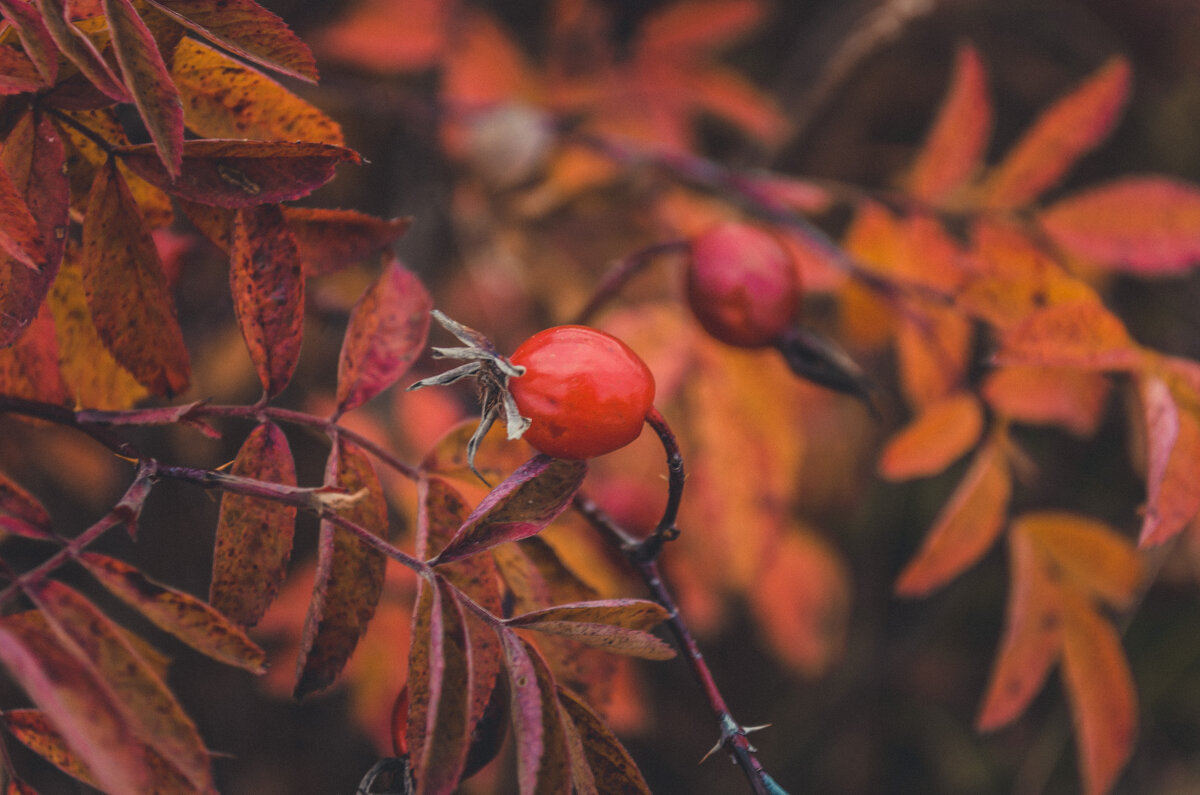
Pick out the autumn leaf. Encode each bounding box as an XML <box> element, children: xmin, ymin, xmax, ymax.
<box><xmin>0</xmin><ymin>156</ymin><xmax>44</xmax><ymax>270</ymax></box>
<box><xmin>1039</xmin><ymin>176</ymin><xmax>1200</xmax><ymax>276</ymax></box>
<box><xmin>144</xmin><ymin>0</ymin><xmax>318</xmax><ymax>82</ymax></box>
<box><xmin>0</xmin><ymin>0</ymin><xmax>59</xmax><ymax>84</ymax></box>
<box><xmin>0</xmin><ymin>110</ymin><xmax>68</xmax><ymax>347</ymax></box>
<box><xmin>210</xmin><ymin>421</ymin><xmax>297</xmax><ymax>626</ymax></box>
<box><xmin>895</xmin><ymin>436</ymin><xmax>1012</xmax><ymax>597</ymax></box>
<box><xmin>81</xmin><ymin>161</ymin><xmax>190</xmax><ymax>396</ymax></box>
<box><xmin>0</xmin><ymin>38</ymin><xmax>44</xmax><ymax>94</ymax></box>
<box><xmin>0</xmin><ymin>612</ymin><xmax>153</xmax><ymax>794</ymax></box>
<box><xmin>904</xmin><ymin>43</ymin><xmax>991</xmax><ymax>204</ymax></box>
<box><xmin>102</xmin><ymin>0</ymin><xmax>184</xmax><ymax>176</ymax></box>
<box><xmin>172</xmin><ymin>38</ymin><xmax>343</xmax><ymax>144</ymax></box>
<box><xmin>982</xmin><ymin>56</ymin><xmax>1131</xmax><ymax>209</ymax></box>
<box><xmin>25</xmin><ymin>580</ymin><xmax>215</xmax><ymax>792</ymax></box>
<box><xmin>33</xmin><ymin>0</ymin><xmax>130</xmax><ymax>100</ymax></box>
<box><xmin>313</xmin><ymin>0</ymin><xmax>456</xmax><ymax>73</ymax></box>
<box><xmin>335</xmin><ymin>257</ymin><xmax>432</xmax><ymax>413</ymax></box>
<box><xmin>506</xmin><ymin>599</ymin><xmax>675</xmax><ymax>660</ymax></box>
<box><xmin>1138</xmin><ymin>369</ymin><xmax>1200</xmax><ymax>546</ymax></box>
<box><xmin>0</xmin><ymin>468</ymin><xmax>54</xmax><ymax>540</ymax></box>
<box><xmin>285</xmin><ymin>208</ymin><xmax>412</xmax><ymax>277</ymax></box>
<box><xmin>994</xmin><ymin>299</ymin><xmax>1145</xmax><ymax>372</ymax></box>
<box><xmin>117</xmin><ymin>139</ymin><xmax>361</xmax><ymax>208</ymax></box>
<box><xmin>294</xmin><ymin>438</ymin><xmax>389</xmax><ymax>697</ymax></box>
<box><xmin>0</xmin><ymin>303</ymin><xmax>67</xmax><ymax>403</ymax></box>
<box><xmin>230</xmin><ymin>203</ymin><xmax>305</xmax><ymax>397</ymax></box>
<box><xmin>433</xmin><ymin>456</ymin><xmax>588</xmax><ymax>564</ymax></box>
<box><xmin>498</xmin><ymin>628</ymin><xmax>572</xmax><ymax>795</ymax></box>
<box><xmin>982</xmin><ymin>365</ymin><xmax>1110</xmax><ymax>437</ymax></box>
<box><xmin>557</xmin><ymin>686</ymin><xmax>652</xmax><ymax>795</ymax></box>
<box><xmin>1014</xmin><ymin>512</ymin><xmax>1141</xmax><ymax>609</ymax></box>
<box><xmin>878</xmin><ymin>391</ymin><xmax>984</xmax><ymax>481</ymax></box>
<box><xmin>79</xmin><ymin>552</ymin><xmax>267</xmax><ymax>673</ymax></box>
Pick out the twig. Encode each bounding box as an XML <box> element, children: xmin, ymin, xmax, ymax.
<box><xmin>571</xmin><ymin>240</ymin><xmax>689</xmax><ymax>325</ymax></box>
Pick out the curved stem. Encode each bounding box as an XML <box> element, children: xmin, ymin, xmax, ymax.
<box><xmin>571</xmin><ymin>240</ymin><xmax>689</xmax><ymax>325</ymax></box>
<box><xmin>630</xmin><ymin>407</ymin><xmax>685</xmax><ymax>562</ymax></box>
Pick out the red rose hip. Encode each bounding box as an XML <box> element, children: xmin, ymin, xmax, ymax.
<box><xmin>686</xmin><ymin>222</ymin><xmax>801</xmax><ymax>348</ymax></box>
<box><xmin>509</xmin><ymin>326</ymin><xmax>656</xmax><ymax>460</ymax></box>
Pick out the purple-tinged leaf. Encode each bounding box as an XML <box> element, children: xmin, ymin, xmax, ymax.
<box><xmin>117</xmin><ymin>139</ymin><xmax>361</xmax><ymax>208</ymax></box>
<box><xmin>33</xmin><ymin>0</ymin><xmax>130</xmax><ymax>100</ymax></box>
<box><xmin>0</xmin><ymin>613</ymin><xmax>153</xmax><ymax>794</ymax></box>
<box><xmin>506</xmin><ymin>600</ymin><xmax>675</xmax><ymax>660</ymax></box>
<box><xmin>0</xmin><ymin>111</ymin><xmax>68</xmax><ymax>347</ymax></box>
<box><xmin>407</xmin><ymin>576</ymin><xmax>472</xmax><ymax>795</ymax></box>
<box><xmin>81</xmin><ymin>162</ymin><xmax>190</xmax><ymax>396</ymax></box>
<box><xmin>0</xmin><ymin>160</ymin><xmax>45</xmax><ymax>269</ymax></box>
<box><xmin>0</xmin><ymin>0</ymin><xmax>59</xmax><ymax>84</ymax></box>
<box><xmin>230</xmin><ymin>204</ymin><xmax>305</xmax><ymax>397</ymax></box>
<box><xmin>434</xmin><ymin>456</ymin><xmax>587</xmax><ymax>565</ymax></box>
<box><xmin>498</xmin><ymin>629</ymin><xmax>571</xmax><ymax>795</ymax></box>
<box><xmin>557</xmin><ymin>686</ymin><xmax>652</xmax><ymax>795</ymax></box>
<box><xmin>144</xmin><ymin>0</ymin><xmax>318</xmax><ymax>83</ymax></box>
<box><xmin>25</xmin><ymin>580</ymin><xmax>215</xmax><ymax>792</ymax></box>
<box><xmin>102</xmin><ymin>0</ymin><xmax>184</xmax><ymax>176</ymax></box>
<box><xmin>79</xmin><ymin>552</ymin><xmax>267</xmax><ymax>673</ymax></box>
<box><xmin>0</xmin><ymin>45</ymin><xmax>43</xmax><ymax>93</ymax></box>
<box><xmin>336</xmin><ymin>256</ymin><xmax>432</xmax><ymax>413</ymax></box>
<box><xmin>0</xmin><ymin>469</ymin><xmax>50</xmax><ymax>531</ymax></box>
<box><xmin>285</xmin><ymin>208</ymin><xmax>411</xmax><ymax>277</ymax></box>
<box><xmin>211</xmin><ymin>421</ymin><xmax>297</xmax><ymax>626</ymax></box>
<box><xmin>294</xmin><ymin>439</ymin><xmax>388</xmax><ymax>698</ymax></box>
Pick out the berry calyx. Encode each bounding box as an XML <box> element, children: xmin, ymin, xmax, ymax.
<box><xmin>509</xmin><ymin>326</ymin><xmax>656</xmax><ymax>460</ymax></box>
<box><xmin>686</xmin><ymin>222</ymin><xmax>801</xmax><ymax>348</ymax></box>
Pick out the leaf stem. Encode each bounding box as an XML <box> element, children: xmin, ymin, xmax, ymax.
<box><xmin>571</xmin><ymin>239</ymin><xmax>689</xmax><ymax>325</ymax></box>
<box><xmin>630</xmin><ymin>407</ymin><xmax>684</xmax><ymax>562</ymax></box>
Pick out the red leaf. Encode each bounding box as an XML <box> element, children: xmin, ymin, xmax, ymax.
<box><xmin>171</xmin><ymin>37</ymin><xmax>343</xmax><ymax>144</ymax></box>
<box><xmin>0</xmin><ymin>111</ymin><xmax>68</xmax><ymax>347</ymax></box>
<box><xmin>211</xmin><ymin>421</ymin><xmax>298</xmax><ymax>626</ymax></box>
<box><xmin>878</xmin><ymin>392</ymin><xmax>984</xmax><ymax>481</ymax></box>
<box><xmin>230</xmin><ymin>204</ymin><xmax>305</xmax><ymax>397</ymax></box>
<box><xmin>1060</xmin><ymin>588</ymin><xmax>1138</xmax><ymax>795</ymax></box>
<box><xmin>895</xmin><ymin>438</ymin><xmax>1012</xmax><ymax>597</ymax></box>
<box><xmin>143</xmin><ymin>0</ymin><xmax>318</xmax><ymax>82</ymax></box>
<box><xmin>117</xmin><ymin>139</ymin><xmax>361</xmax><ymax>208</ymax></box>
<box><xmin>33</xmin><ymin>0</ymin><xmax>129</xmax><ymax>100</ymax></box>
<box><xmin>506</xmin><ymin>600</ymin><xmax>675</xmax><ymax>661</ymax></box>
<box><xmin>983</xmin><ymin>57</ymin><xmax>1131</xmax><ymax>209</ymax></box>
<box><xmin>335</xmin><ymin>257</ymin><xmax>432</xmax><ymax>412</ymax></box>
<box><xmin>407</xmin><ymin>576</ymin><xmax>472</xmax><ymax>795</ymax></box>
<box><xmin>905</xmin><ymin>44</ymin><xmax>991</xmax><ymax>204</ymax></box>
<box><xmin>638</xmin><ymin>0</ymin><xmax>764</xmax><ymax>54</ymax></box>
<box><xmin>0</xmin><ymin>45</ymin><xmax>43</xmax><ymax>94</ymax></box>
<box><xmin>79</xmin><ymin>552</ymin><xmax>267</xmax><ymax>672</ymax></box>
<box><xmin>0</xmin><ymin>613</ymin><xmax>153</xmax><ymax>794</ymax></box>
<box><xmin>0</xmin><ymin>302</ymin><xmax>66</xmax><ymax>404</ymax></box>
<box><xmin>313</xmin><ymin>0</ymin><xmax>454</xmax><ymax>73</ymax></box>
<box><xmin>294</xmin><ymin>439</ymin><xmax>388</xmax><ymax>697</ymax></box>
<box><xmin>0</xmin><ymin>0</ymin><xmax>59</xmax><ymax>84</ymax></box>
<box><xmin>285</xmin><ymin>208</ymin><xmax>411</xmax><ymax>277</ymax></box>
<box><xmin>434</xmin><ymin>456</ymin><xmax>588</xmax><ymax>564</ymax></box>
<box><xmin>1039</xmin><ymin>176</ymin><xmax>1200</xmax><ymax>275</ymax></box>
<box><xmin>0</xmin><ymin>162</ymin><xmax>46</xmax><ymax>271</ymax></box>
<box><xmin>976</xmin><ymin>528</ymin><xmax>1065</xmax><ymax>732</ymax></box>
<box><xmin>26</xmin><ymin>580</ymin><xmax>214</xmax><ymax>792</ymax></box>
<box><xmin>556</xmin><ymin>686</ymin><xmax>652</xmax><ymax>795</ymax></box>
<box><xmin>81</xmin><ymin>162</ymin><xmax>190</xmax><ymax>396</ymax></box>
<box><xmin>102</xmin><ymin>0</ymin><xmax>184</xmax><ymax>176</ymax></box>
<box><xmin>0</xmin><ymin>469</ymin><xmax>51</xmax><ymax>536</ymax></box>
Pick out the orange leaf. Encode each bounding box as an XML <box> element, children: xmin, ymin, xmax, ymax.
<box><xmin>982</xmin><ymin>365</ymin><xmax>1110</xmax><ymax>437</ymax></box>
<box><xmin>896</xmin><ymin>438</ymin><xmax>1011</xmax><ymax>597</ymax></box>
<box><xmin>995</xmin><ymin>300</ymin><xmax>1144</xmax><ymax>372</ymax></box>
<box><xmin>897</xmin><ymin>304</ymin><xmax>973</xmax><ymax>408</ymax></box>
<box><xmin>442</xmin><ymin>11</ymin><xmax>538</xmax><ymax>110</ymax></box>
<box><xmin>1014</xmin><ymin>512</ymin><xmax>1141</xmax><ymax>610</ymax></box>
<box><xmin>905</xmin><ymin>44</ymin><xmax>991</xmax><ymax>204</ymax></box>
<box><xmin>1059</xmin><ymin>588</ymin><xmax>1137</xmax><ymax>795</ymax></box>
<box><xmin>1139</xmin><ymin>371</ymin><xmax>1200</xmax><ymax>546</ymax></box>
<box><xmin>103</xmin><ymin>0</ymin><xmax>184</xmax><ymax>176</ymax></box>
<box><xmin>1039</xmin><ymin>176</ymin><xmax>1200</xmax><ymax>275</ymax></box>
<box><xmin>982</xmin><ymin>57</ymin><xmax>1131</xmax><ymax>209</ymax></box>
<box><xmin>638</xmin><ymin>0</ymin><xmax>764</xmax><ymax>54</ymax></box>
<box><xmin>748</xmin><ymin>528</ymin><xmax>850</xmax><ymax>675</ymax></box>
<box><xmin>79</xmin><ymin>552</ymin><xmax>268</xmax><ymax>673</ymax></box>
<box><xmin>314</xmin><ymin>0</ymin><xmax>455</xmax><ymax>73</ymax></box>
<box><xmin>172</xmin><ymin>38</ymin><xmax>344</xmax><ymax>145</ymax></box>
<box><xmin>976</xmin><ymin>528</ymin><xmax>1064</xmax><ymax>731</ymax></box>
<box><xmin>878</xmin><ymin>391</ymin><xmax>984</xmax><ymax>480</ymax></box>
<box><xmin>211</xmin><ymin>421</ymin><xmax>297</xmax><ymax>626</ymax></box>
<box><xmin>81</xmin><ymin>162</ymin><xmax>190</xmax><ymax>396</ymax></box>
<box><xmin>683</xmin><ymin>64</ymin><xmax>788</xmax><ymax>147</ymax></box>
<box><xmin>4</xmin><ymin>709</ymin><xmax>103</xmax><ymax>789</ymax></box>
<box><xmin>230</xmin><ymin>204</ymin><xmax>305</xmax><ymax>397</ymax></box>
